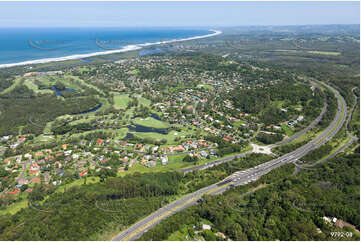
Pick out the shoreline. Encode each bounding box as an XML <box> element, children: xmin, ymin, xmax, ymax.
<box><xmin>0</xmin><ymin>29</ymin><xmax>222</xmax><ymax>69</ymax></box>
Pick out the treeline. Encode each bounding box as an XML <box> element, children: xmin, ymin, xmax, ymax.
<box><xmin>319</xmin><ymin>89</ymin><xmax>338</xmax><ymax>129</ymax></box>
<box><xmin>256</xmin><ymin>132</ymin><xmax>283</xmax><ymax>144</ymax></box>
<box><xmin>139</xmin><ymin>151</ymin><xmax>360</xmax><ymax>241</ymax></box>
<box><xmin>0</xmin><ymin>171</ymin><xmax>182</xmax><ymax>240</ymax></box>
<box><xmin>0</xmin><ymin>78</ymin><xmax>13</xmax><ymax>92</ymax></box>
<box><xmin>52</xmin><ymin>122</ymin><xmax>94</xmax><ymax>135</ymax></box>
<box><xmin>0</xmin><ymin>95</ymin><xmax>100</xmax><ymax>136</ymax></box>
<box><xmin>301</xmin><ymin>144</ymin><xmax>333</xmax><ymax>162</ymax></box>
<box><xmin>229</xmin><ymin>80</ymin><xmax>323</xmax><ymax>125</ymax></box>
<box><xmin>204</xmin><ymin>135</ymin><xmax>248</xmax><ymax>156</ymax></box>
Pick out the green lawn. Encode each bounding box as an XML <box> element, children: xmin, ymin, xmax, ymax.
<box><xmin>54</xmin><ymin>176</ymin><xmax>100</xmax><ymax>194</ymax></box>
<box><xmin>133</xmin><ymin>117</ymin><xmax>170</xmax><ymax>129</ymax></box>
<box><xmin>24</xmin><ymin>79</ymin><xmax>52</xmax><ymax>94</ymax></box>
<box><xmin>197</xmin><ymin>84</ymin><xmax>214</xmax><ymax>89</ymax></box>
<box><xmin>233</xmin><ymin>120</ymin><xmax>245</xmax><ymax>126</ymax></box>
<box><xmin>134</xmin><ymin>94</ymin><xmax>151</xmax><ymax>107</ymax></box>
<box><xmin>113</xmin><ymin>94</ymin><xmax>131</xmax><ymax>109</ymax></box>
<box><xmin>116</xmin><ymin>128</ymin><xmax>129</xmax><ymax>139</ymax></box>
<box><xmin>65</xmin><ymin>75</ymin><xmax>105</xmax><ymax>95</ymax></box>
<box><xmin>281</xmin><ymin>124</ymin><xmax>294</xmax><ymax>136</ymax></box>
<box><xmin>132</xmin><ymin>129</ymin><xmax>195</xmax><ymax>144</ymax></box>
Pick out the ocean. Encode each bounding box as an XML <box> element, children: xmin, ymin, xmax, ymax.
<box><xmin>0</xmin><ymin>28</ymin><xmax>219</xmax><ymax>67</ymax></box>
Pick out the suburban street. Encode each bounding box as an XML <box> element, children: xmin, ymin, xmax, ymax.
<box><xmin>112</xmin><ymin>81</ymin><xmax>348</xmax><ymax>241</ymax></box>
<box><xmin>181</xmin><ymin>81</ymin><xmax>328</xmax><ymax>174</ymax></box>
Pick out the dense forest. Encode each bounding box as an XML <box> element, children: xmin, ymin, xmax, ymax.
<box><xmin>0</xmin><ymin>93</ymin><xmax>100</xmax><ymax>136</ymax></box>
<box><xmin>229</xmin><ymin>80</ymin><xmax>323</xmax><ymax>125</ymax></box>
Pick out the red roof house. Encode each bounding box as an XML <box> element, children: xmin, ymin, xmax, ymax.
<box><xmin>18</xmin><ymin>137</ymin><xmax>25</xmax><ymax>142</ymax></box>
<box><xmin>80</xmin><ymin>170</ymin><xmax>88</xmax><ymax>177</ymax></box>
<box><xmin>9</xmin><ymin>189</ymin><xmax>20</xmax><ymax>195</ymax></box>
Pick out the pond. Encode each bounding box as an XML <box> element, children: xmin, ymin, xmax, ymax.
<box><xmin>76</xmin><ymin>103</ymin><xmax>103</xmax><ymax>114</ymax></box>
<box><xmin>127</xmin><ymin>124</ymin><xmax>169</xmax><ymax>134</ymax></box>
<box><xmin>52</xmin><ymin>86</ymin><xmax>76</xmax><ymax>97</ymax></box>
<box><xmin>151</xmin><ymin>113</ymin><xmax>161</xmax><ymax>120</ymax></box>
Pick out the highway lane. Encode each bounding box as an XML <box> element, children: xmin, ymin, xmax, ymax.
<box><xmin>112</xmin><ymin>81</ymin><xmax>347</xmax><ymax>241</ymax></box>
<box><xmin>112</xmin><ymin>183</ymin><xmax>226</xmax><ymax>241</ymax></box>
<box><xmin>181</xmin><ymin>151</ymin><xmax>253</xmax><ymax>174</ymax></box>
<box><xmin>294</xmin><ymin>85</ymin><xmax>359</xmax><ymax>170</ymax></box>
<box><xmin>229</xmin><ymin>82</ymin><xmax>347</xmax><ymax>185</ymax></box>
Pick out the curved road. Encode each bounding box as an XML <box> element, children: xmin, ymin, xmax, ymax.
<box><xmin>112</xmin><ymin>81</ymin><xmax>348</xmax><ymax>241</ymax></box>
<box><xmin>295</xmin><ymin>85</ymin><xmax>359</xmax><ymax>171</ymax></box>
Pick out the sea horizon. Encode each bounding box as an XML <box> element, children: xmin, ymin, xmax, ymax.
<box><xmin>0</xmin><ymin>28</ymin><xmax>221</xmax><ymax>68</ymax></box>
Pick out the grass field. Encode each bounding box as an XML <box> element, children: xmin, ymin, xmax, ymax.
<box><xmin>1</xmin><ymin>77</ymin><xmax>23</xmax><ymax>94</ymax></box>
<box><xmin>233</xmin><ymin>120</ymin><xmax>245</xmax><ymax>126</ymax></box>
<box><xmin>113</xmin><ymin>94</ymin><xmax>131</xmax><ymax>109</ymax></box>
<box><xmin>65</xmin><ymin>75</ymin><xmax>105</xmax><ymax>95</ymax></box>
<box><xmin>24</xmin><ymin>79</ymin><xmax>53</xmax><ymax>95</ymax></box>
<box><xmin>281</xmin><ymin>124</ymin><xmax>294</xmax><ymax>136</ymax></box>
<box><xmin>115</xmin><ymin>128</ymin><xmax>129</xmax><ymax>139</ymax></box>
<box><xmin>271</xmin><ymin>100</ymin><xmax>286</xmax><ymax>109</ymax></box>
<box><xmin>197</xmin><ymin>84</ymin><xmax>214</xmax><ymax>89</ymax></box>
<box><xmin>0</xmin><ymin>197</ymin><xmax>28</xmax><ymax>215</ymax></box>
<box><xmin>134</xmin><ymin>94</ymin><xmax>151</xmax><ymax>107</ymax></box>
<box><xmin>124</xmin><ymin>162</ymin><xmax>171</xmax><ymax>175</ymax></box>
<box><xmin>133</xmin><ymin>117</ymin><xmax>170</xmax><ymax>129</ymax></box>
<box><xmin>307</xmin><ymin>51</ymin><xmax>341</xmax><ymax>56</ymax></box>
<box><xmin>132</xmin><ymin>129</ymin><xmax>195</xmax><ymax>144</ymax></box>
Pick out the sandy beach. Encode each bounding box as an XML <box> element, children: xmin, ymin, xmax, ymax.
<box><xmin>0</xmin><ymin>29</ymin><xmax>222</xmax><ymax>69</ymax></box>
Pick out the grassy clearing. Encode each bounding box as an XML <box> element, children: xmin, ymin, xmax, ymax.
<box><xmin>0</xmin><ymin>198</ymin><xmax>28</xmax><ymax>215</ymax></box>
<box><xmin>115</xmin><ymin>128</ymin><xmax>129</xmax><ymax>139</ymax></box>
<box><xmin>54</xmin><ymin>176</ymin><xmax>100</xmax><ymax>194</ymax></box>
<box><xmin>281</xmin><ymin>124</ymin><xmax>294</xmax><ymax>136</ymax></box>
<box><xmin>233</xmin><ymin>120</ymin><xmax>245</xmax><ymax>126</ymax></box>
<box><xmin>66</xmin><ymin>75</ymin><xmax>105</xmax><ymax>95</ymax></box>
<box><xmin>1</xmin><ymin>77</ymin><xmax>23</xmax><ymax>94</ymax></box>
<box><xmin>197</xmin><ymin>84</ymin><xmax>214</xmax><ymax>89</ymax></box>
<box><xmin>133</xmin><ymin>117</ymin><xmax>170</xmax><ymax>129</ymax></box>
<box><xmin>307</xmin><ymin>51</ymin><xmax>341</xmax><ymax>56</ymax></box>
<box><xmin>134</xmin><ymin>94</ymin><xmax>151</xmax><ymax>107</ymax></box>
<box><xmin>132</xmin><ymin>129</ymin><xmax>195</xmax><ymax>144</ymax></box>
<box><xmin>113</xmin><ymin>94</ymin><xmax>131</xmax><ymax>109</ymax></box>
<box><xmin>34</xmin><ymin>134</ymin><xmax>55</xmax><ymax>143</ymax></box>
<box><xmin>271</xmin><ymin>100</ymin><xmax>286</xmax><ymax>109</ymax></box>
<box><xmin>24</xmin><ymin>79</ymin><xmax>53</xmax><ymax>95</ymax></box>
<box><xmin>274</xmin><ymin>49</ymin><xmax>301</xmax><ymax>54</ymax></box>
<box><xmin>124</xmin><ymin>162</ymin><xmax>171</xmax><ymax>175</ymax></box>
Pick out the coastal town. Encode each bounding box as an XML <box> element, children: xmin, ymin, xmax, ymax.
<box><xmin>0</xmin><ymin>21</ymin><xmax>359</xmax><ymax>241</ymax></box>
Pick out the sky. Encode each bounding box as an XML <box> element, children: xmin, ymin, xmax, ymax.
<box><xmin>0</xmin><ymin>1</ymin><xmax>359</xmax><ymax>27</ymax></box>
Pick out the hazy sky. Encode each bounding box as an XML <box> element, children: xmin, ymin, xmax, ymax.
<box><xmin>0</xmin><ymin>1</ymin><xmax>359</xmax><ymax>27</ymax></box>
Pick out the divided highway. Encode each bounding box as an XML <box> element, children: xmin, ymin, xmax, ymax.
<box><xmin>113</xmin><ymin>81</ymin><xmax>347</xmax><ymax>241</ymax></box>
